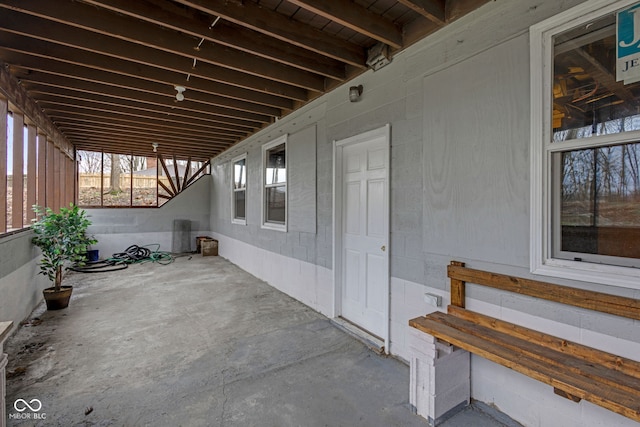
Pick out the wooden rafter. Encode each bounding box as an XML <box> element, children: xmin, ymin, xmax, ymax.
<box><xmin>0</xmin><ymin>0</ymin><xmax>489</xmax><ymax>159</ymax></box>
<box><xmin>171</xmin><ymin>0</ymin><xmax>366</xmax><ymax>67</ymax></box>
<box><xmin>288</xmin><ymin>0</ymin><xmax>403</xmax><ymax>49</ymax></box>
<box><xmin>397</xmin><ymin>0</ymin><xmax>445</xmax><ymax>25</ymax></box>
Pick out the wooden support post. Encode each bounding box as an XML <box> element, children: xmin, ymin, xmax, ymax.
<box><xmin>69</xmin><ymin>157</ymin><xmax>75</xmax><ymax>206</ymax></box>
<box><xmin>173</xmin><ymin>155</ymin><xmax>181</xmax><ymax>192</ymax></box>
<box><xmin>26</xmin><ymin>125</ymin><xmax>37</xmax><ymax>223</ymax></box>
<box><xmin>449</xmin><ymin>261</ymin><xmax>466</xmax><ymax>308</ymax></box>
<box><xmin>59</xmin><ymin>151</ymin><xmax>67</xmax><ymax>208</ymax></box>
<box><xmin>158</xmin><ymin>155</ymin><xmax>178</xmax><ymax>195</ymax></box>
<box><xmin>0</xmin><ymin>99</ymin><xmax>7</xmax><ymax>234</ymax></box>
<box><xmin>184</xmin><ymin>160</ymin><xmax>211</xmax><ymax>187</ymax></box>
<box><xmin>46</xmin><ymin>139</ymin><xmax>54</xmax><ymax>210</ymax></box>
<box><xmin>37</xmin><ymin>133</ymin><xmax>47</xmax><ymax>209</ymax></box>
<box><xmin>53</xmin><ymin>146</ymin><xmax>61</xmax><ymax>211</ymax></box>
<box><xmin>11</xmin><ymin>111</ymin><xmax>24</xmax><ymax>229</ymax></box>
<box><xmin>182</xmin><ymin>157</ymin><xmax>191</xmax><ymax>191</ymax></box>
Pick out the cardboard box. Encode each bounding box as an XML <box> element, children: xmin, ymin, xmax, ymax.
<box><xmin>202</xmin><ymin>239</ymin><xmax>218</xmax><ymax>256</ymax></box>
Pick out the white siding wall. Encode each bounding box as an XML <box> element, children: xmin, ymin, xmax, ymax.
<box><xmin>209</xmin><ymin>1</ymin><xmax>640</xmax><ymax>425</ymax></box>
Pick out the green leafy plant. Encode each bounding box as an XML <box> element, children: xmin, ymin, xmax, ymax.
<box><xmin>31</xmin><ymin>204</ymin><xmax>97</xmax><ymax>291</ymax></box>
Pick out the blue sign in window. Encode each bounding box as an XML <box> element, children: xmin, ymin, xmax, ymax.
<box><xmin>618</xmin><ymin>4</ymin><xmax>640</xmax><ymax>59</ymax></box>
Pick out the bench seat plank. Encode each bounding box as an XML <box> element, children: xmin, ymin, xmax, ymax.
<box><xmin>447</xmin><ymin>305</ymin><xmax>640</xmax><ymax>379</ymax></box>
<box><xmin>409</xmin><ymin>314</ymin><xmax>640</xmax><ymax>422</ymax></box>
<box><xmin>428</xmin><ymin>311</ymin><xmax>640</xmax><ymax>394</ymax></box>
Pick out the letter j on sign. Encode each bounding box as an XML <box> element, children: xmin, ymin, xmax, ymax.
<box><xmin>617</xmin><ymin>3</ymin><xmax>640</xmax><ymax>84</ymax></box>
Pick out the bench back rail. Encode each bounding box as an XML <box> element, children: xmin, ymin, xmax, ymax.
<box><xmin>448</xmin><ymin>261</ymin><xmax>640</xmax><ymax>321</ymax></box>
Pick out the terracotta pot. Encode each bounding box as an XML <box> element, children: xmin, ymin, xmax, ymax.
<box><xmin>43</xmin><ymin>286</ymin><xmax>73</xmax><ymax>310</ymax></box>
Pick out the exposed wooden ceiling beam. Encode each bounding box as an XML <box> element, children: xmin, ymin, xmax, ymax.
<box><xmin>74</xmin><ymin>139</ymin><xmax>217</xmax><ymax>160</ymax></box>
<box><xmin>46</xmin><ymin>113</ymin><xmax>236</xmax><ymax>141</ymax></box>
<box><xmin>42</xmin><ymin>105</ymin><xmax>246</xmax><ymax>137</ymax></box>
<box><xmin>79</xmin><ymin>0</ymin><xmax>346</xmax><ymax>81</ymax></box>
<box><xmin>54</xmin><ymin>120</ymin><xmax>237</xmax><ymax>144</ymax></box>
<box><xmin>172</xmin><ymin>0</ymin><xmax>366</xmax><ymax>67</ymax></box>
<box><xmin>397</xmin><ymin>0</ymin><xmax>445</xmax><ymax>25</ymax></box>
<box><xmin>0</xmin><ymin>10</ymin><xmax>310</xmax><ymax>101</ymax></box>
<box><xmin>0</xmin><ymin>0</ymin><xmax>490</xmax><ymax>160</ymax></box>
<box><xmin>0</xmin><ymin>0</ymin><xmax>326</xmax><ymax>93</ymax></box>
<box><xmin>13</xmin><ymin>68</ymin><xmax>280</xmax><ymax>119</ymax></box>
<box><xmin>0</xmin><ymin>37</ymin><xmax>293</xmax><ymax>111</ymax></box>
<box><xmin>38</xmin><ymin>100</ymin><xmax>255</xmax><ymax>136</ymax></box>
<box><xmin>287</xmin><ymin>0</ymin><xmax>403</xmax><ymax>49</ymax></box>
<box><xmin>446</xmin><ymin>0</ymin><xmax>492</xmax><ymax>21</ymax></box>
<box><xmin>57</xmin><ymin>123</ymin><xmax>237</xmax><ymax>146</ymax></box>
<box><xmin>21</xmin><ymin>77</ymin><xmax>269</xmax><ymax>126</ymax></box>
<box><xmin>63</xmin><ymin>130</ymin><xmax>231</xmax><ymax>149</ymax></box>
<box><xmin>30</xmin><ymin>90</ymin><xmax>258</xmax><ymax>134</ymax></box>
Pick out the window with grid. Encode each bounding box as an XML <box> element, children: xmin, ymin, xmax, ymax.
<box><xmin>531</xmin><ymin>0</ymin><xmax>640</xmax><ymax>287</ymax></box>
<box><xmin>231</xmin><ymin>153</ymin><xmax>247</xmax><ymax>225</ymax></box>
<box><xmin>262</xmin><ymin>136</ymin><xmax>287</xmax><ymax>231</ymax></box>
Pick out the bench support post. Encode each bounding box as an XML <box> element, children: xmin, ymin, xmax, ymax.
<box><xmin>408</xmin><ymin>326</ymin><xmax>470</xmax><ymax>426</ymax></box>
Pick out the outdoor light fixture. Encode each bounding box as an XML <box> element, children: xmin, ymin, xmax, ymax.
<box><xmin>152</xmin><ymin>142</ymin><xmax>159</xmax><ymax>153</ymax></box>
<box><xmin>366</xmin><ymin>42</ymin><xmax>391</xmax><ymax>71</ymax></box>
<box><xmin>175</xmin><ymin>85</ymin><xmax>186</xmax><ymax>101</ymax></box>
<box><xmin>349</xmin><ymin>85</ymin><xmax>363</xmax><ymax>102</ymax></box>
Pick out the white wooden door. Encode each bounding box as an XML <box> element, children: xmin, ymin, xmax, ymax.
<box><xmin>339</xmin><ymin>129</ymin><xmax>389</xmax><ymax>338</ymax></box>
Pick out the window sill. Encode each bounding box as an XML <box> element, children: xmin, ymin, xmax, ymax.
<box><xmin>532</xmin><ymin>259</ymin><xmax>640</xmax><ymax>290</ymax></box>
<box><xmin>232</xmin><ymin>219</ymin><xmax>246</xmax><ymax>226</ymax></box>
<box><xmin>261</xmin><ymin>222</ymin><xmax>286</xmax><ymax>232</ymax></box>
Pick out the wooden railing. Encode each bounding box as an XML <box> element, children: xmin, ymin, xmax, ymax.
<box><xmin>78</xmin><ymin>173</ymin><xmax>170</xmax><ymax>189</ymax></box>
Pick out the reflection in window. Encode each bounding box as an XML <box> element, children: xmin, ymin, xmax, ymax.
<box><xmin>232</xmin><ymin>155</ymin><xmax>246</xmax><ymax>223</ymax></box>
<box><xmin>265</xmin><ymin>144</ymin><xmax>286</xmax><ymax>185</ymax></box>
<box><xmin>262</xmin><ymin>138</ymin><xmax>286</xmax><ymax>229</ymax></box>
<box><xmin>549</xmin><ymin>6</ymin><xmax>640</xmax><ymax>268</ymax></box>
<box><xmin>552</xmin><ymin>13</ymin><xmax>640</xmax><ymax>141</ymax></box>
<box><xmin>556</xmin><ymin>142</ymin><xmax>640</xmax><ymax>263</ymax></box>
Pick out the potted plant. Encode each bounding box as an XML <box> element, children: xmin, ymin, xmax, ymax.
<box><xmin>31</xmin><ymin>204</ymin><xmax>97</xmax><ymax>310</ymax></box>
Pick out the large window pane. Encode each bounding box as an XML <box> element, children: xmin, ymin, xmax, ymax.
<box><xmin>554</xmin><ymin>141</ymin><xmax>640</xmax><ymax>263</ymax></box>
<box><xmin>132</xmin><ymin>156</ymin><xmax>157</xmax><ymax>206</ymax></box>
<box><xmin>552</xmin><ymin>12</ymin><xmax>640</xmax><ymax>142</ymax></box>
<box><xmin>232</xmin><ymin>155</ymin><xmax>247</xmax><ymax>223</ymax></box>
<box><xmin>103</xmin><ymin>153</ymin><xmax>131</xmax><ymax>206</ymax></box>
<box><xmin>234</xmin><ymin>158</ymin><xmax>246</xmax><ymax>190</ymax></box>
<box><xmin>265</xmin><ymin>186</ymin><xmax>286</xmax><ymax>223</ymax></box>
<box><xmin>265</xmin><ymin>143</ymin><xmax>286</xmax><ymax>185</ymax></box>
<box><xmin>234</xmin><ymin>190</ymin><xmax>246</xmax><ymax>220</ymax></box>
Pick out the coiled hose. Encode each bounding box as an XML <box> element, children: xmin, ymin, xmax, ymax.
<box><xmin>70</xmin><ymin>244</ymin><xmax>175</xmax><ymax>273</ymax></box>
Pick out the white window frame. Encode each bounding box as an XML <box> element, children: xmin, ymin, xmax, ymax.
<box><xmin>261</xmin><ymin>135</ymin><xmax>287</xmax><ymax>232</ymax></box>
<box><xmin>530</xmin><ymin>0</ymin><xmax>640</xmax><ymax>289</ymax></box>
<box><xmin>231</xmin><ymin>153</ymin><xmax>247</xmax><ymax>225</ymax></box>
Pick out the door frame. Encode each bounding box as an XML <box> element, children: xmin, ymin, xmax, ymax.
<box><xmin>332</xmin><ymin>124</ymin><xmax>390</xmax><ymax>353</ymax></box>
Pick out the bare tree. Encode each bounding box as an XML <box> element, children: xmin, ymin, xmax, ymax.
<box><xmin>77</xmin><ymin>151</ymin><xmax>102</xmax><ymax>174</ymax></box>
<box><xmin>109</xmin><ymin>153</ymin><xmax>121</xmax><ymax>193</ymax></box>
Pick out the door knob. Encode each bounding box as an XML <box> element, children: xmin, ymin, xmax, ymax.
<box><xmin>381</xmin><ymin>245</ymin><xmax>386</xmax><ymax>252</ymax></box>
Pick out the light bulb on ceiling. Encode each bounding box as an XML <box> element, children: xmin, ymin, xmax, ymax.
<box><xmin>175</xmin><ymin>85</ymin><xmax>186</xmax><ymax>102</ymax></box>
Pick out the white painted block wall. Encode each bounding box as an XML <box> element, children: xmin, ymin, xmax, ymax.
<box><xmin>205</xmin><ymin>1</ymin><xmax>640</xmax><ymax>426</ymax></box>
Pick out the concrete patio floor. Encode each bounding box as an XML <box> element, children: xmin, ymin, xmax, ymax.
<box><xmin>4</xmin><ymin>254</ymin><xmax>516</xmax><ymax>427</ymax></box>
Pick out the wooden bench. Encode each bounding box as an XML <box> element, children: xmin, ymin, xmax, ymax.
<box><xmin>408</xmin><ymin>261</ymin><xmax>640</xmax><ymax>424</ymax></box>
